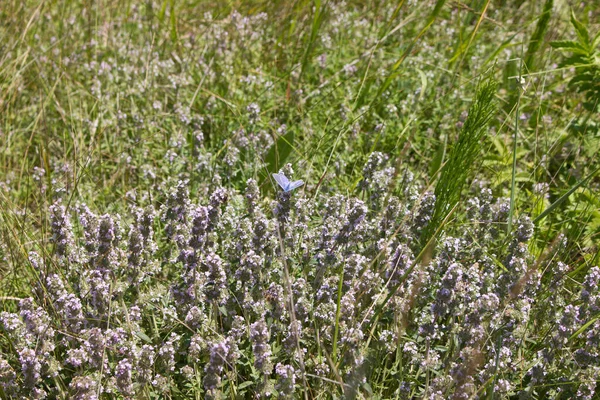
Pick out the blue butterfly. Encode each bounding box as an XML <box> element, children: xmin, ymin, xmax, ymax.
<box><xmin>272</xmin><ymin>173</ymin><xmax>304</xmax><ymax>192</ymax></box>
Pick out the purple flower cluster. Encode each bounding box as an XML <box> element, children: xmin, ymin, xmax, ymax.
<box><xmin>0</xmin><ymin>153</ymin><xmax>597</xmax><ymax>399</ymax></box>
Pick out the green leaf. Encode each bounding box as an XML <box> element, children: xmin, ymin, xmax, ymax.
<box><xmin>593</xmin><ymin>30</ymin><xmax>600</xmax><ymax>48</ymax></box>
<box><xmin>550</xmin><ymin>40</ymin><xmax>589</xmax><ymax>55</ymax></box>
<box><xmin>569</xmin><ymin>73</ymin><xmax>594</xmax><ymax>87</ymax></box>
<box><xmin>559</xmin><ymin>54</ymin><xmax>590</xmax><ymax>67</ymax></box>
<box><xmin>218</xmin><ymin>305</ymin><xmax>228</xmax><ymax>316</ymax></box>
<box><xmin>135</xmin><ymin>330</ymin><xmax>152</xmax><ymax>343</ymax></box>
<box><xmin>237</xmin><ymin>381</ymin><xmax>254</xmax><ymax>390</ymax></box>
<box><xmin>264</xmin><ymin>129</ymin><xmax>295</xmax><ymax>174</ymax></box>
<box><xmin>570</xmin><ymin>10</ymin><xmax>590</xmax><ymax>48</ymax></box>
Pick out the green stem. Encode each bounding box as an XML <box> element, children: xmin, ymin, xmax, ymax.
<box><xmin>332</xmin><ymin>253</ymin><xmax>346</xmax><ymax>365</ymax></box>
<box><xmin>508</xmin><ymin>58</ymin><xmax>522</xmax><ymax>234</ymax></box>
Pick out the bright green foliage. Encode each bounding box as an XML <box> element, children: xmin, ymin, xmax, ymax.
<box><xmin>551</xmin><ymin>11</ymin><xmax>600</xmax><ymax>112</ymax></box>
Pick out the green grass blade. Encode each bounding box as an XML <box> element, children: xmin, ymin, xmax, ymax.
<box><xmin>299</xmin><ymin>0</ymin><xmax>327</xmax><ymax>81</ymax></box>
<box><xmin>524</xmin><ymin>0</ymin><xmax>553</xmax><ymax>71</ymax></box>
<box><xmin>508</xmin><ymin>47</ymin><xmax>524</xmax><ymax>234</ymax></box>
<box><xmin>569</xmin><ymin>314</ymin><xmax>600</xmax><ymax>342</ymax></box>
<box><xmin>533</xmin><ymin>164</ymin><xmax>600</xmax><ymax>224</ymax></box>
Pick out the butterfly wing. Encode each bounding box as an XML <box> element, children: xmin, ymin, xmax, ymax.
<box><xmin>286</xmin><ymin>180</ymin><xmax>304</xmax><ymax>192</ymax></box>
<box><xmin>272</xmin><ymin>173</ymin><xmax>290</xmax><ymax>191</ymax></box>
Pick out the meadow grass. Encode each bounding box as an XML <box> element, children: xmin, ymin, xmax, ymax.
<box><xmin>0</xmin><ymin>0</ymin><xmax>599</xmax><ymax>398</ymax></box>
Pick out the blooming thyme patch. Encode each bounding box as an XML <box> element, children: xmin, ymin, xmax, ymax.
<box><xmin>0</xmin><ymin>156</ymin><xmax>597</xmax><ymax>399</ymax></box>
<box><xmin>1</xmin><ymin>1</ymin><xmax>599</xmax><ymax>399</ymax></box>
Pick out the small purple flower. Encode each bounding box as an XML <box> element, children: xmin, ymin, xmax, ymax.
<box><xmin>69</xmin><ymin>374</ymin><xmax>100</xmax><ymax>400</ymax></box>
<box><xmin>203</xmin><ymin>340</ymin><xmax>229</xmax><ymax>394</ymax></box>
<box><xmin>0</xmin><ymin>357</ymin><xmax>17</xmax><ymax>395</ymax></box>
<box><xmin>275</xmin><ymin>363</ymin><xmax>295</xmax><ymax>397</ymax></box>
<box><xmin>18</xmin><ymin>348</ymin><xmax>42</xmax><ymax>388</ymax></box>
<box><xmin>49</xmin><ymin>200</ymin><xmax>75</xmax><ymax>259</ymax></box>
<box><xmin>115</xmin><ymin>358</ymin><xmax>134</xmax><ymax>396</ymax></box>
<box><xmin>158</xmin><ymin>333</ymin><xmax>180</xmax><ymax>372</ymax></box>
<box><xmin>250</xmin><ymin>318</ymin><xmax>272</xmax><ymax>374</ymax></box>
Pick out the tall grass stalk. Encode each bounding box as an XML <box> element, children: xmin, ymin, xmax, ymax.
<box><xmin>508</xmin><ymin>55</ymin><xmax>522</xmax><ymax>234</ymax></box>
<box><xmin>422</xmin><ymin>78</ymin><xmax>498</xmax><ymax>245</ymax></box>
